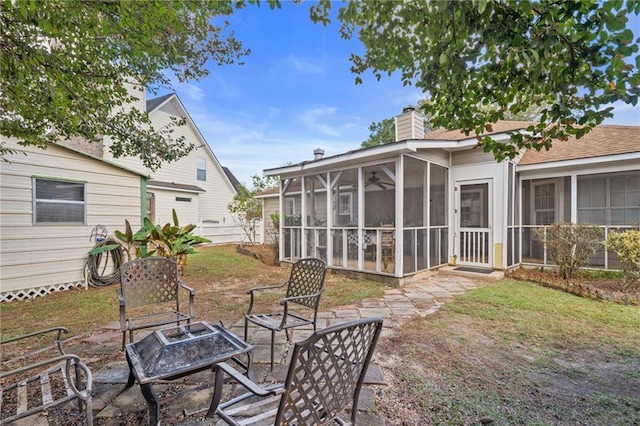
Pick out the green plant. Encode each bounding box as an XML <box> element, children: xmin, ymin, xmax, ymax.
<box><xmin>535</xmin><ymin>223</ymin><xmax>604</xmax><ymax>279</ymax></box>
<box><xmin>90</xmin><ymin>209</ymin><xmax>210</xmax><ymax>269</ymax></box>
<box><xmin>605</xmin><ymin>229</ymin><xmax>640</xmax><ymax>291</ymax></box>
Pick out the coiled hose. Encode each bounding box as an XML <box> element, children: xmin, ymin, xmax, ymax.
<box><xmin>85</xmin><ymin>237</ymin><xmax>124</xmax><ymax>287</ymax></box>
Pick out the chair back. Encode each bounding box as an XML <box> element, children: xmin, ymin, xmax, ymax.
<box><xmin>275</xmin><ymin>317</ymin><xmax>383</xmax><ymax>425</ymax></box>
<box><xmin>285</xmin><ymin>258</ymin><xmax>327</xmax><ymax>308</ymax></box>
<box><xmin>119</xmin><ymin>258</ymin><xmax>179</xmax><ymax>308</ymax></box>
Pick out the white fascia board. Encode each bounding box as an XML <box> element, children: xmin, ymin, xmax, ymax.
<box><xmin>517</xmin><ymin>152</ymin><xmax>640</xmax><ymax>173</ymax></box>
<box><xmin>263</xmin><ymin>142</ymin><xmax>418</xmax><ymax>176</ymax></box>
<box><xmin>147</xmin><ymin>184</ymin><xmax>204</xmax><ymax>194</ymax></box>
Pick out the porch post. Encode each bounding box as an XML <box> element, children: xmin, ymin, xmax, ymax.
<box><xmin>357</xmin><ymin>167</ymin><xmax>364</xmax><ymax>270</ymax></box>
<box><xmin>326</xmin><ymin>172</ymin><xmax>333</xmax><ymax>266</ymax></box>
<box><xmin>570</xmin><ymin>174</ymin><xmax>578</xmax><ymax>223</ymax></box>
<box><xmin>279</xmin><ymin>180</ymin><xmax>284</xmax><ymax>261</ymax></box>
<box><xmin>301</xmin><ymin>176</ymin><xmax>307</xmax><ymax>258</ymax></box>
<box><xmin>395</xmin><ymin>156</ymin><xmax>404</xmax><ymax>277</ymax></box>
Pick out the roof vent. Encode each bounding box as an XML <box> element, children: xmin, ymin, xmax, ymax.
<box><xmin>313</xmin><ymin>148</ymin><xmax>325</xmax><ymax>160</ymax></box>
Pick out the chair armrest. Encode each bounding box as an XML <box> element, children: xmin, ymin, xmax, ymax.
<box><xmin>247</xmin><ymin>281</ymin><xmax>287</xmax><ymax>295</ymax></box>
<box><xmin>218</xmin><ymin>362</ymin><xmax>275</xmax><ymax>396</ymax></box>
<box><xmin>116</xmin><ymin>288</ymin><xmax>125</xmax><ymax>307</ymax></box>
<box><xmin>178</xmin><ymin>280</ymin><xmax>195</xmax><ymax>296</ymax></box>
<box><xmin>179</xmin><ymin>280</ymin><xmax>196</xmax><ymax>318</ymax></box>
<box><xmin>1</xmin><ymin>327</ymin><xmax>69</xmax><ymax>357</ymax></box>
<box><xmin>1</xmin><ymin>354</ymin><xmax>93</xmax><ymax>402</ymax></box>
<box><xmin>246</xmin><ymin>281</ymin><xmax>287</xmax><ymax>316</ymax></box>
<box><xmin>279</xmin><ymin>290</ymin><xmax>324</xmax><ymax>329</ymax></box>
<box><xmin>280</xmin><ymin>289</ymin><xmax>324</xmax><ymax>306</ymax></box>
<box><xmin>207</xmin><ymin>362</ymin><xmax>283</xmax><ymax>419</ymax></box>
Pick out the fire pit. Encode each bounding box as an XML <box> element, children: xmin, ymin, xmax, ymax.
<box><xmin>124</xmin><ymin>321</ymin><xmax>252</xmax><ymax>425</ymax></box>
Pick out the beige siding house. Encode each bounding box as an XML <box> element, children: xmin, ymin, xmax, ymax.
<box><xmin>102</xmin><ymin>93</ymin><xmax>238</xmax><ymax>237</ymax></box>
<box><xmin>261</xmin><ymin>108</ymin><xmax>639</xmax><ymax>282</ymax></box>
<box><xmin>0</xmin><ymin>139</ymin><xmax>144</xmax><ymax>302</ymax></box>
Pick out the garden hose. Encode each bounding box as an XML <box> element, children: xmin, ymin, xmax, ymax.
<box><xmin>85</xmin><ymin>237</ymin><xmax>124</xmax><ymax>287</ymax></box>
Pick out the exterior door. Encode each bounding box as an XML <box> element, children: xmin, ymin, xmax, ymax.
<box><xmin>456</xmin><ymin>180</ymin><xmax>492</xmax><ymax>267</ymax></box>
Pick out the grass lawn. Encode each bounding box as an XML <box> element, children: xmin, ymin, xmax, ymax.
<box><xmin>0</xmin><ymin>245</ymin><xmax>387</xmax><ymax>340</ymax></box>
<box><xmin>377</xmin><ymin>279</ymin><xmax>640</xmax><ymax>425</ymax></box>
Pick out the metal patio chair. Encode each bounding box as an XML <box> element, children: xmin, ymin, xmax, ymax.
<box><xmin>117</xmin><ymin>257</ymin><xmax>195</xmax><ymax>350</ymax></box>
<box><xmin>244</xmin><ymin>258</ymin><xmax>327</xmax><ymax>370</ymax></box>
<box><xmin>205</xmin><ymin>317</ymin><xmax>384</xmax><ymax>425</ymax></box>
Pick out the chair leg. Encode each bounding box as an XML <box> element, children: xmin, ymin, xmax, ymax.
<box><xmin>270</xmin><ymin>329</ymin><xmax>275</xmax><ymax>371</ymax></box>
<box><xmin>121</xmin><ymin>331</ymin><xmax>126</xmax><ymax>351</ymax></box>
<box><xmin>244</xmin><ymin>317</ymin><xmax>249</xmax><ymax>342</ymax></box>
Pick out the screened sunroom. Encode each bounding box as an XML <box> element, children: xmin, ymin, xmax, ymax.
<box><xmin>271</xmin><ymin>153</ymin><xmax>449</xmax><ymax>278</ymax></box>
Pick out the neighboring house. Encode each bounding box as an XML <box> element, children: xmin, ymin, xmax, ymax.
<box><xmin>261</xmin><ymin>107</ymin><xmax>639</xmax><ymax>282</ymax></box>
<box><xmin>102</xmin><ymin>93</ymin><xmax>238</xmax><ymax>237</ymax></box>
<box><xmin>0</xmin><ymin>139</ymin><xmax>145</xmax><ymax>302</ymax></box>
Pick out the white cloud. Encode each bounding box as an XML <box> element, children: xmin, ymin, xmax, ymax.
<box><xmin>268</xmin><ymin>107</ymin><xmax>281</xmax><ymax>118</ymax></box>
<box><xmin>286</xmin><ymin>54</ymin><xmax>324</xmax><ymax>75</ymax></box>
<box><xmin>177</xmin><ymin>83</ymin><xmax>205</xmax><ymax>101</ymax></box>
<box><xmin>297</xmin><ymin>106</ymin><xmax>342</xmax><ymax>137</ymax></box>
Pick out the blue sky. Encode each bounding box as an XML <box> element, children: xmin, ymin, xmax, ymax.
<box><xmin>164</xmin><ymin>2</ymin><xmax>640</xmax><ymax>187</ymax></box>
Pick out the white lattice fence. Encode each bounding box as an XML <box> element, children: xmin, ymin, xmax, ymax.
<box><xmin>1</xmin><ymin>281</ymin><xmax>86</xmax><ymax>303</ymax></box>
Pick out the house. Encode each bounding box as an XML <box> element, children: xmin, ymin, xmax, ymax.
<box><xmin>0</xmin><ymin>139</ymin><xmax>145</xmax><ymax>302</ymax></box>
<box><xmin>101</xmin><ymin>93</ymin><xmax>239</xmax><ymax>240</ymax></box>
<box><xmin>260</xmin><ymin>107</ymin><xmax>639</xmax><ymax>282</ymax></box>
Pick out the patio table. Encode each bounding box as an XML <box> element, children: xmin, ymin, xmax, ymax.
<box><xmin>124</xmin><ymin>321</ymin><xmax>253</xmax><ymax>426</ymax></box>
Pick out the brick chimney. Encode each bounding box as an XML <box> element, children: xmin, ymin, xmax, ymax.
<box><xmin>313</xmin><ymin>148</ymin><xmax>325</xmax><ymax>160</ymax></box>
<box><xmin>394</xmin><ymin>106</ymin><xmax>425</xmax><ymax>141</ymax></box>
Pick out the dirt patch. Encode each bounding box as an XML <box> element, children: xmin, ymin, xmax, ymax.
<box><xmin>236</xmin><ymin>244</ymin><xmax>279</xmax><ymax>266</ymax></box>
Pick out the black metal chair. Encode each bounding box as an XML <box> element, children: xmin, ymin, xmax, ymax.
<box><xmin>117</xmin><ymin>257</ymin><xmax>195</xmax><ymax>350</ymax></box>
<box><xmin>244</xmin><ymin>258</ymin><xmax>327</xmax><ymax>370</ymax></box>
<box><xmin>206</xmin><ymin>317</ymin><xmax>383</xmax><ymax>425</ymax></box>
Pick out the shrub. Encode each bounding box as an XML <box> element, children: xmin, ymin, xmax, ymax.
<box><xmin>605</xmin><ymin>230</ymin><xmax>640</xmax><ymax>292</ymax></box>
<box><xmin>535</xmin><ymin>222</ymin><xmax>604</xmax><ymax>279</ymax></box>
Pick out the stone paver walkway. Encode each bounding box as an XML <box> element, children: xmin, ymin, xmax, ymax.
<box><xmin>21</xmin><ymin>272</ymin><xmax>493</xmax><ymax>425</ymax></box>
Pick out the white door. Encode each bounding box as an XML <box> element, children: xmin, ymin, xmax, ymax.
<box><xmin>456</xmin><ymin>179</ymin><xmax>492</xmax><ymax>267</ymax></box>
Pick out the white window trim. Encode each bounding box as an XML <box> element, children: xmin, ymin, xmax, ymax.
<box><xmin>197</xmin><ymin>158</ymin><xmax>206</xmax><ymax>181</ymax></box>
<box><xmin>338</xmin><ymin>193</ymin><xmax>352</xmax><ymax>216</ymax></box>
<box><xmin>32</xmin><ymin>177</ymin><xmax>87</xmax><ymax>224</ymax></box>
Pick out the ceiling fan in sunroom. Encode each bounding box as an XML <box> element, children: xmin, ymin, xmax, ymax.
<box><xmin>365</xmin><ymin>171</ymin><xmax>395</xmax><ymax>190</ymax></box>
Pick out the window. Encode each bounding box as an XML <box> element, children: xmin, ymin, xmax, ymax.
<box><xmin>197</xmin><ymin>158</ymin><xmax>206</xmax><ymax>181</ymax></box>
<box><xmin>338</xmin><ymin>193</ymin><xmax>352</xmax><ymax>216</ymax></box>
<box><xmin>176</xmin><ymin>197</ymin><xmax>192</xmax><ymax>202</ymax></box>
<box><xmin>534</xmin><ymin>182</ymin><xmax>555</xmax><ymax>225</ymax></box>
<box><xmin>284</xmin><ymin>197</ymin><xmax>296</xmax><ymax>216</ymax></box>
<box><xmin>33</xmin><ymin>178</ymin><xmax>86</xmax><ymax>224</ymax></box>
<box><xmin>578</xmin><ymin>173</ymin><xmax>640</xmax><ymax>225</ymax></box>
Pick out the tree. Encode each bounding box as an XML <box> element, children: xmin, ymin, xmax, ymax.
<box><xmin>227</xmin><ymin>174</ymin><xmax>279</xmax><ymax>244</ymax></box>
<box><xmin>361</xmin><ymin>117</ymin><xmax>395</xmax><ymax>148</ymax></box>
<box><xmin>1</xmin><ymin>0</ymin><xmax>279</xmax><ymax>170</ymax></box>
<box><xmin>310</xmin><ymin>0</ymin><xmax>640</xmax><ymax>161</ymax></box>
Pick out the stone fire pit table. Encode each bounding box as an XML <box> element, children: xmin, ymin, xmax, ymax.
<box><xmin>124</xmin><ymin>321</ymin><xmax>253</xmax><ymax>425</ymax></box>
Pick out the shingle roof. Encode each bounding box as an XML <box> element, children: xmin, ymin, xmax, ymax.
<box><xmin>148</xmin><ymin>180</ymin><xmax>205</xmax><ymax>193</ymax></box>
<box><xmin>222</xmin><ymin>167</ymin><xmax>241</xmax><ymax>189</ymax></box>
<box><xmin>423</xmin><ymin>121</ymin><xmax>536</xmax><ymax>141</ymax></box>
<box><xmin>146</xmin><ymin>94</ymin><xmax>174</xmax><ymax>113</ymax></box>
<box><xmin>519</xmin><ymin>125</ymin><xmax>640</xmax><ymax>165</ymax></box>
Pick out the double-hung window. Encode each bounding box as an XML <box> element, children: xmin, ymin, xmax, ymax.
<box><xmin>33</xmin><ymin>178</ymin><xmax>86</xmax><ymax>224</ymax></box>
<box><xmin>197</xmin><ymin>158</ymin><xmax>206</xmax><ymax>181</ymax></box>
